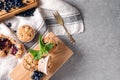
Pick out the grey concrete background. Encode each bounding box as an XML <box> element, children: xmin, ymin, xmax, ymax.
<box><xmin>51</xmin><ymin>0</ymin><xmax>120</xmax><ymax>80</ymax></box>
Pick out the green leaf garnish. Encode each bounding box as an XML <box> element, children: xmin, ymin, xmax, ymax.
<box><xmin>29</xmin><ymin>35</ymin><xmax>53</xmax><ymax>60</ymax></box>
<box><xmin>45</xmin><ymin>43</ymin><xmax>53</xmax><ymax>52</ymax></box>
<box><xmin>29</xmin><ymin>49</ymin><xmax>39</xmax><ymax>57</ymax></box>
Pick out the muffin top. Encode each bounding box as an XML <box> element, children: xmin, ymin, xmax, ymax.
<box><xmin>17</xmin><ymin>25</ymin><xmax>35</xmax><ymax>42</ymax></box>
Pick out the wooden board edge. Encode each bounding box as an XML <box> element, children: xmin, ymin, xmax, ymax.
<box><xmin>46</xmin><ymin>51</ymin><xmax>73</xmax><ymax>80</ymax></box>
<box><xmin>0</xmin><ymin>0</ymin><xmax>38</xmax><ymax>21</ymax></box>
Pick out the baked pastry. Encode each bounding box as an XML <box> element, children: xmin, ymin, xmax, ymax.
<box><xmin>0</xmin><ymin>34</ymin><xmax>24</xmax><ymax>58</ymax></box>
<box><xmin>11</xmin><ymin>43</ymin><xmax>24</xmax><ymax>58</ymax></box>
<box><xmin>17</xmin><ymin>25</ymin><xmax>35</xmax><ymax>42</ymax></box>
<box><xmin>22</xmin><ymin>53</ymin><xmax>38</xmax><ymax>71</ymax></box>
<box><xmin>43</xmin><ymin>34</ymin><xmax>58</xmax><ymax>53</ymax></box>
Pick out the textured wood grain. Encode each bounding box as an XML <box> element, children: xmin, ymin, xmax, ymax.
<box><xmin>9</xmin><ymin>32</ymin><xmax>73</xmax><ymax>80</ymax></box>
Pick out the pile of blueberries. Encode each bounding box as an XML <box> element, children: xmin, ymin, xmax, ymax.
<box><xmin>31</xmin><ymin>70</ymin><xmax>44</xmax><ymax>80</ymax></box>
<box><xmin>16</xmin><ymin>7</ymin><xmax>36</xmax><ymax>17</ymax></box>
<box><xmin>0</xmin><ymin>0</ymin><xmax>25</xmax><ymax>12</ymax></box>
<box><xmin>0</xmin><ymin>0</ymin><xmax>36</xmax><ymax>17</ymax></box>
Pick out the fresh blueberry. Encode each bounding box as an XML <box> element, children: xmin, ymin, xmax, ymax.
<box><xmin>31</xmin><ymin>70</ymin><xmax>44</xmax><ymax>80</ymax></box>
<box><xmin>34</xmin><ymin>70</ymin><xmax>38</xmax><ymax>74</ymax></box>
<box><xmin>7</xmin><ymin>23</ymin><xmax>12</xmax><ymax>27</ymax></box>
<box><xmin>38</xmin><ymin>72</ymin><xmax>43</xmax><ymax>77</ymax></box>
<box><xmin>34</xmin><ymin>76</ymin><xmax>39</xmax><ymax>80</ymax></box>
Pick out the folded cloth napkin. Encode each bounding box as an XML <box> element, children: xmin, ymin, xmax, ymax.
<box><xmin>40</xmin><ymin>0</ymin><xmax>84</xmax><ymax>35</ymax></box>
<box><xmin>0</xmin><ymin>0</ymin><xmax>84</xmax><ymax>79</ymax></box>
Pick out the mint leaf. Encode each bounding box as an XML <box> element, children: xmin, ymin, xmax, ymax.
<box><xmin>29</xmin><ymin>49</ymin><xmax>39</xmax><ymax>57</ymax></box>
<box><xmin>45</xmin><ymin>43</ymin><xmax>53</xmax><ymax>52</ymax></box>
<box><xmin>34</xmin><ymin>51</ymin><xmax>42</xmax><ymax>60</ymax></box>
<box><xmin>29</xmin><ymin>35</ymin><xmax>54</xmax><ymax>60</ymax></box>
<box><xmin>29</xmin><ymin>49</ymin><xmax>43</xmax><ymax>60</ymax></box>
<box><xmin>44</xmin><ymin>50</ymin><xmax>48</xmax><ymax>54</ymax></box>
<box><xmin>39</xmin><ymin>35</ymin><xmax>44</xmax><ymax>49</ymax></box>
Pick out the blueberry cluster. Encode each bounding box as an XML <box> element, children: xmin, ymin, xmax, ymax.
<box><xmin>16</xmin><ymin>7</ymin><xmax>36</xmax><ymax>17</ymax></box>
<box><xmin>31</xmin><ymin>70</ymin><xmax>44</xmax><ymax>80</ymax></box>
<box><xmin>0</xmin><ymin>1</ymin><xmax>4</xmax><ymax>10</ymax></box>
<box><xmin>0</xmin><ymin>38</ymin><xmax>9</xmax><ymax>50</ymax></box>
<box><xmin>0</xmin><ymin>0</ymin><xmax>36</xmax><ymax>17</ymax></box>
<box><xmin>0</xmin><ymin>0</ymin><xmax>25</xmax><ymax>12</ymax></box>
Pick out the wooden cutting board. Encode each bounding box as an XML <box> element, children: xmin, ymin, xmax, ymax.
<box><xmin>0</xmin><ymin>0</ymin><xmax>38</xmax><ymax>21</ymax></box>
<box><xmin>9</xmin><ymin>32</ymin><xmax>74</xmax><ymax>80</ymax></box>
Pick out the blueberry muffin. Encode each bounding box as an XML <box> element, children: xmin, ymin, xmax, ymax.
<box><xmin>17</xmin><ymin>25</ymin><xmax>35</xmax><ymax>42</ymax></box>
<box><xmin>0</xmin><ymin>34</ymin><xmax>24</xmax><ymax>58</ymax></box>
<box><xmin>22</xmin><ymin>53</ymin><xmax>38</xmax><ymax>71</ymax></box>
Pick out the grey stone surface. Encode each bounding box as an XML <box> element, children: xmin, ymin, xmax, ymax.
<box><xmin>51</xmin><ymin>0</ymin><xmax>120</xmax><ymax>80</ymax></box>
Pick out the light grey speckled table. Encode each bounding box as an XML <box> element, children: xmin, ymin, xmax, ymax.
<box><xmin>51</xmin><ymin>0</ymin><xmax>120</xmax><ymax>80</ymax></box>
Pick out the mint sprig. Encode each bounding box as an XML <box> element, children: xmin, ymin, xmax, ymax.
<box><xmin>29</xmin><ymin>35</ymin><xmax>53</xmax><ymax>60</ymax></box>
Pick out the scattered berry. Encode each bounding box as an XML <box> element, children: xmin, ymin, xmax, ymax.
<box><xmin>7</xmin><ymin>23</ymin><xmax>12</xmax><ymax>27</ymax></box>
